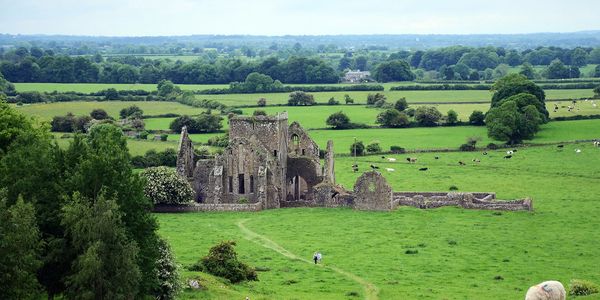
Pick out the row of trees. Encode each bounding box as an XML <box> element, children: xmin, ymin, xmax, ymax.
<box><xmin>0</xmin><ymin>100</ymin><xmax>180</xmax><ymax>298</ymax></box>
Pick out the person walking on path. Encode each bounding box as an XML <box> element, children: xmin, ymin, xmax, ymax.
<box><xmin>317</xmin><ymin>252</ymin><xmax>322</xmax><ymax>263</ymax></box>
<box><xmin>313</xmin><ymin>252</ymin><xmax>318</xmax><ymax>264</ymax></box>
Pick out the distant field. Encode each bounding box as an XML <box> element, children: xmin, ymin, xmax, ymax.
<box><xmin>13</xmin><ymin>82</ymin><xmax>231</xmax><ymax>93</ymax></box>
<box><xmin>14</xmin><ymin>101</ymin><xmax>204</xmax><ymax>121</ymax></box>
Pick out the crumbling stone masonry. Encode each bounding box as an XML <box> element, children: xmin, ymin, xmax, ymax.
<box><xmin>172</xmin><ymin>115</ymin><xmax>533</xmax><ymax>212</ymax></box>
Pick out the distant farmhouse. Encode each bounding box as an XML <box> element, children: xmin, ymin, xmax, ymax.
<box><xmin>343</xmin><ymin>70</ymin><xmax>371</xmax><ymax>83</ymax></box>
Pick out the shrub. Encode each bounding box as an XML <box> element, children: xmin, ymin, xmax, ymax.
<box><xmin>594</xmin><ymin>84</ymin><xmax>600</xmax><ymax>97</ymax></box>
<box><xmin>170</xmin><ymin>114</ymin><xmax>223</xmax><ymax>133</ymax></box>
<box><xmin>253</xmin><ymin>110</ymin><xmax>267</xmax><ymax>116</ymax></box>
<box><xmin>449</xmin><ymin>185</ymin><xmax>459</xmax><ymax>191</ymax></box>
<box><xmin>377</xmin><ymin>109</ymin><xmax>410</xmax><ymax>128</ymax></box>
<box><xmin>344</xmin><ymin>94</ymin><xmax>354</xmax><ymax>104</ymax></box>
<box><xmin>327</xmin><ymin>97</ymin><xmax>339</xmax><ymax>105</ymax></box>
<box><xmin>486</xmin><ymin>143</ymin><xmax>499</xmax><ymax>150</ymax></box>
<box><xmin>350</xmin><ymin>141</ymin><xmax>365</xmax><ymax>156</ymax></box>
<box><xmin>90</xmin><ymin>108</ymin><xmax>109</xmax><ymax>120</ymax></box>
<box><xmin>326</xmin><ymin>111</ymin><xmax>351</xmax><ymax>129</ymax></box>
<box><xmin>197</xmin><ymin>241</ymin><xmax>258</xmax><ymax>283</ymax></box>
<box><xmin>257</xmin><ymin>97</ymin><xmax>267</xmax><ymax>107</ymax></box>
<box><xmin>207</xmin><ymin>133</ymin><xmax>229</xmax><ymax>148</ymax></box>
<box><xmin>288</xmin><ymin>91</ymin><xmax>315</xmax><ymax>106</ymax></box>
<box><xmin>569</xmin><ymin>279</ymin><xmax>599</xmax><ymax>296</ymax></box>
<box><xmin>160</xmin><ymin>134</ymin><xmax>168</xmax><ymax>142</ymax></box>
<box><xmin>394</xmin><ymin>97</ymin><xmax>408</xmax><ymax>111</ymax></box>
<box><xmin>119</xmin><ymin>105</ymin><xmax>143</xmax><ymax>119</ymax></box>
<box><xmin>154</xmin><ymin>238</ymin><xmax>181</xmax><ymax>300</ymax></box>
<box><xmin>459</xmin><ymin>143</ymin><xmax>476</xmax><ymax>151</ymax></box>
<box><xmin>415</xmin><ymin>106</ymin><xmax>442</xmax><ymax>126</ymax></box>
<box><xmin>446</xmin><ymin>109</ymin><xmax>458</xmax><ymax>125</ymax></box>
<box><xmin>367</xmin><ymin>93</ymin><xmax>386</xmax><ymax>105</ymax></box>
<box><xmin>405</xmin><ymin>249</ymin><xmax>419</xmax><ymax>255</ymax></box>
<box><xmin>366</xmin><ymin>141</ymin><xmax>382</xmax><ymax>153</ymax></box>
<box><xmin>141</xmin><ymin>166</ymin><xmax>194</xmax><ymax>205</ymax></box>
<box><xmin>405</xmin><ymin>107</ymin><xmax>416</xmax><ymax>117</ymax></box>
<box><xmin>390</xmin><ymin>146</ymin><xmax>405</xmax><ymax>154</ymax></box>
<box><xmin>139</xmin><ymin>131</ymin><xmax>149</xmax><ymax>140</ymax></box>
<box><xmin>469</xmin><ymin>110</ymin><xmax>486</xmax><ymax>126</ymax></box>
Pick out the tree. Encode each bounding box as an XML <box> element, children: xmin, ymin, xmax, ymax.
<box><xmin>252</xmin><ymin>110</ymin><xmax>267</xmax><ymax>116</ymax></box>
<box><xmin>485</xmin><ymin>100</ymin><xmax>543</xmax><ymax>144</ymax></box>
<box><xmin>62</xmin><ymin>192</ymin><xmax>141</xmax><ymax>299</ymax></box>
<box><xmin>594</xmin><ymin>85</ymin><xmax>600</xmax><ymax>97</ymax></box>
<box><xmin>376</xmin><ymin>109</ymin><xmax>410</xmax><ymax>128</ymax></box>
<box><xmin>344</xmin><ymin>94</ymin><xmax>354</xmax><ymax>104</ymax></box>
<box><xmin>366</xmin><ymin>141</ymin><xmax>382</xmax><ymax>153</ymax></box>
<box><xmin>0</xmin><ymin>71</ymin><xmax>16</xmax><ymax>95</ymax></box>
<box><xmin>119</xmin><ymin>105</ymin><xmax>143</xmax><ymax>119</ymax></box>
<box><xmin>141</xmin><ymin>167</ymin><xmax>194</xmax><ymax>205</ymax></box>
<box><xmin>327</xmin><ymin>97</ymin><xmax>339</xmax><ymax>105</ymax></box>
<box><xmin>414</xmin><ymin>106</ymin><xmax>442</xmax><ymax>126</ymax></box>
<box><xmin>569</xmin><ymin>47</ymin><xmax>588</xmax><ymax>67</ymax></box>
<box><xmin>103</xmin><ymin>88</ymin><xmax>119</xmax><ymax>100</ymax></box>
<box><xmin>350</xmin><ymin>140</ymin><xmax>365</xmax><ymax>156</ymax></box>
<box><xmin>394</xmin><ymin>97</ymin><xmax>408</xmax><ymax>111</ymax></box>
<box><xmin>0</xmin><ymin>196</ymin><xmax>43</xmax><ymax>300</ymax></box>
<box><xmin>195</xmin><ymin>241</ymin><xmax>257</xmax><ymax>283</ymax></box>
<box><xmin>458</xmin><ymin>49</ymin><xmax>500</xmax><ymax>70</ymax></box>
<box><xmin>90</xmin><ymin>109</ymin><xmax>109</xmax><ymax>120</ymax></box>
<box><xmin>367</xmin><ymin>93</ymin><xmax>386</xmax><ymax>105</ymax></box>
<box><xmin>326</xmin><ymin>111</ymin><xmax>351</xmax><ymax>129</ymax></box>
<box><xmin>288</xmin><ymin>91</ymin><xmax>315</xmax><ymax>106</ymax></box>
<box><xmin>157</xmin><ymin>80</ymin><xmax>181</xmax><ymax>98</ymax></box>
<box><xmin>491</xmin><ymin>74</ymin><xmax>548</xmax><ymax>121</ymax></box>
<box><xmin>593</xmin><ymin>65</ymin><xmax>600</xmax><ymax>78</ymax></box>
<box><xmin>154</xmin><ymin>238</ymin><xmax>181</xmax><ymax>300</ymax></box>
<box><xmin>519</xmin><ymin>63</ymin><xmax>536</xmax><ymax>79</ymax></box>
<box><xmin>169</xmin><ymin>115</ymin><xmax>197</xmax><ymax>133</ymax></box>
<box><xmin>257</xmin><ymin>97</ymin><xmax>267</xmax><ymax>107</ymax></box>
<box><xmin>469</xmin><ymin>110</ymin><xmax>486</xmax><ymax>126</ymax></box>
<box><xmin>372</xmin><ymin>60</ymin><xmax>416</xmax><ymax>82</ymax></box>
<box><xmin>545</xmin><ymin>59</ymin><xmax>571</xmax><ymax>79</ymax></box>
<box><xmin>446</xmin><ymin>110</ymin><xmax>458</xmax><ymax>125</ymax></box>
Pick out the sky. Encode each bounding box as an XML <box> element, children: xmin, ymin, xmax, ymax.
<box><xmin>0</xmin><ymin>0</ymin><xmax>599</xmax><ymax>36</ymax></box>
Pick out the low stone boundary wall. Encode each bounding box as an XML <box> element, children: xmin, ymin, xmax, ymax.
<box><xmin>392</xmin><ymin>192</ymin><xmax>532</xmax><ymax>211</ymax></box>
<box><xmin>153</xmin><ymin>202</ymin><xmax>263</xmax><ymax>212</ymax></box>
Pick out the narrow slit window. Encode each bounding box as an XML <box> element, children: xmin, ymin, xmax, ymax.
<box><xmin>273</xmin><ymin>150</ymin><xmax>278</xmax><ymax>157</ymax></box>
<box><xmin>228</xmin><ymin>176</ymin><xmax>233</xmax><ymax>193</ymax></box>
<box><xmin>249</xmin><ymin>175</ymin><xmax>254</xmax><ymax>193</ymax></box>
<box><xmin>238</xmin><ymin>174</ymin><xmax>245</xmax><ymax>194</ymax></box>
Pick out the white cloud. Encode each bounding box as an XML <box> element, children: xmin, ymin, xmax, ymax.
<box><xmin>0</xmin><ymin>0</ymin><xmax>599</xmax><ymax>35</ymax></box>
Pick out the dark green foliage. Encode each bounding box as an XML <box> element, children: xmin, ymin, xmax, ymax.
<box><xmin>486</xmin><ymin>143</ymin><xmax>499</xmax><ymax>150</ymax></box>
<box><xmin>491</xmin><ymin>74</ymin><xmax>548</xmax><ymax>121</ymax></box>
<box><xmin>229</xmin><ymin>72</ymin><xmax>283</xmax><ymax>93</ymax></box>
<box><xmin>103</xmin><ymin>88</ymin><xmax>119</xmax><ymax>100</ymax></box>
<box><xmin>545</xmin><ymin>59</ymin><xmax>580</xmax><ymax>79</ymax></box>
<box><xmin>141</xmin><ymin>167</ymin><xmax>194</xmax><ymax>205</ymax></box>
<box><xmin>119</xmin><ymin>105</ymin><xmax>143</xmax><ymax>119</ymax></box>
<box><xmin>414</xmin><ymin>106</ymin><xmax>442</xmax><ymax>127</ymax></box>
<box><xmin>459</xmin><ymin>137</ymin><xmax>479</xmax><ymax>151</ymax></box>
<box><xmin>0</xmin><ymin>196</ymin><xmax>43</xmax><ymax>300</ymax></box>
<box><xmin>0</xmin><ymin>71</ymin><xmax>16</xmax><ymax>95</ymax></box>
<box><xmin>367</xmin><ymin>93</ymin><xmax>386</xmax><ymax>105</ymax></box>
<box><xmin>519</xmin><ymin>63</ymin><xmax>536</xmax><ymax>79</ymax></box>
<box><xmin>372</xmin><ymin>60</ymin><xmax>416</xmax><ymax>82</ymax></box>
<box><xmin>326</xmin><ymin>111</ymin><xmax>351</xmax><ymax>129</ymax></box>
<box><xmin>594</xmin><ymin>84</ymin><xmax>600</xmax><ymax>97</ymax></box>
<box><xmin>485</xmin><ymin>100</ymin><xmax>543</xmax><ymax>144</ymax></box>
<box><xmin>157</xmin><ymin>80</ymin><xmax>181</xmax><ymax>98</ymax></box>
<box><xmin>253</xmin><ymin>110</ymin><xmax>267</xmax><ymax>116</ymax></box>
<box><xmin>15</xmin><ymin>91</ymin><xmax>46</xmax><ymax>103</ymax></box>
<box><xmin>376</xmin><ymin>109</ymin><xmax>410</xmax><ymax>128</ymax></box>
<box><xmin>207</xmin><ymin>133</ymin><xmax>229</xmax><ymax>148</ymax></box>
<box><xmin>51</xmin><ymin>113</ymin><xmax>92</xmax><ymax>132</ymax></box>
<box><xmin>344</xmin><ymin>94</ymin><xmax>354</xmax><ymax>104</ymax></box>
<box><xmin>287</xmin><ymin>91</ymin><xmax>315</xmax><ymax>106</ymax></box>
<box><xmin>196</xmin><ymin>241</ymin><xmax>258</xmax><ymax>284</ymax></box>
<box><xmin>594</xmin><ymin>65</ymin><xmax>600</xmax><ymax>78</ymax></box>
<box><xmin>61</xmin><ymin>192</ymin><xmax>141</xmax><ymax>299</ymax></box>
<box><xmin>257</xmin><ymin>97</ymin><xmax>267</xmax><ymax>106</ymax></box>
<box><xmin>90</xmin><ymin>109</ymin><xmax>109</xmax><ymax>120</ymax></box>
<box><xmin>366</xmin><ymin>142</ymin><xmax>382</xmax><ymax>153</ymax></box>
<box><xmin>569</xmin><ymin>279</ymin><xmax>599</xmax><ymax>296</ymax></box>
<box><xmin>328</xmin><ymin>97</ymin><xmax>339</xmax><ymax>105</ymax></box>
<box><xmin>169</xmin><ymin>114</ymin><xmax>223</xmax><ymax>133</ymax></box>
<box><xmin>469</xmin><ymin>110</ymin><xmax>486</xmax><ymax>126</ymax></box>
<box><xmin>394</xmin><ymin>97</ymin><xmax>408</xmax><ymax>111</ymax></box>
<box><xmin>405</xmin><ymin>249</ymin><xmax>419</xmax><ymax>255</ymax></box>
<box><xmin>131</xmin><ymin>149</ymin><xmax>177</xmax><ymax>168</ymax></box>
<box><xmin>350</xmin><ymin>141</ymin><xmax>365</xmax><ymax>156</ymax></box>
<box><xmin>446</xmin><ymin>110</ymin><xmax>458</xmax><ymax>125</ymax></box>
<box><xmin>390</xmin><ymin>146</ymin><xmax>405</xmax><ymax>154</ymax></box>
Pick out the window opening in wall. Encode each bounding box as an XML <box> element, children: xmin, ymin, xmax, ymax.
<box><xmin>228</xmin><ymin>176</ymin><xmax>233</xmax><ymax>193</ymax></box>
<box><xmin>249</xmin><ymin>175</ymin><xmax>254</xmax><ymax>193</ymax></box>
<box><xmin>273</xmin><ymin>150</ymin><xmax>278</xmax><ymax>157</ymax></box>
<box><xmin>302</xmin><ymin>149</ymin><xmax>306</xmax><ymax>155</ymax></box>
<box><xmin>292</xmin><ymin>134</ymin><xmax>300</xmax><ymax>146</ymax></box>
<box><xmin>238</xmin><ymin>174</ymin><xmax>245</xmax><ymax>194</ymax></box>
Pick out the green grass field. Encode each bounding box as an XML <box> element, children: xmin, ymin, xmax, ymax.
<box><xmin>14</xmin><ymin>101</ymin><xmax>204</xmax><ymax>121</ymax></box>
<box><xmin>157</xmin><ymin>142</ymin><xmax>600</xmax><ymax>299</ymax></box>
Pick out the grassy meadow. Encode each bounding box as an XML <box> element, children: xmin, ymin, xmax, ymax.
<box><xmin>157</xmin><ymin>142</ymin><xmax>600</xmax><ymax>299</ymax></box>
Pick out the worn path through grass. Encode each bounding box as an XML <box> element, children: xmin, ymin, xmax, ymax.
<box><xmin>237</xmin><ymin>219</ymin><xmax>380</xmax><ymax>300</ymax></box>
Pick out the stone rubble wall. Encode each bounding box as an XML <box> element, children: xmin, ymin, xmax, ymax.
<box><xmin>153</xmin><ymin>202</ymin><xmax>263</xmax><ymax>213</ymax></box>
<box><xmin>392</xmin><ymin>192</ymin><xmax>532</xmax><ymax>211</ymax></box>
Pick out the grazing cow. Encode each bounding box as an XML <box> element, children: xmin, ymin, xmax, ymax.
<box><xmin>385</xmin><ymin>168</ymin><xmax>395</xmax><ymax>172</ymax></box>
<box><xmin>557</xmin><ymin>144</ymin><xmax>564</xmax><ymax>148</ymax></box>
<box><xmin>458</xmin><ymin>161</ymin><xmax>466</xmax><ymax>165</ymax></box>
<box><xmin>434</xmin><ymin>156</ymin><xmax>439</xmax><ymax>160</ymax></box>
<box><xmin>419</xmin><ymin>167</ymin><xmax>428</xmax><ymax>171</ymax></box>
<box><xmin>512</xmin><ymin>149</ymin><xmax>518</xmax><ymax>152</ymax></box>
<box><xmin>387</xmin><ymin>158</ymin><xmax>397</xmax><ymax>162</ymax></box>
<box><xmin>381</xmin><ymin>156</ymin><xmax>386</xmax><ymax>159</ymax></box>
<box><xmin>370</xmin><ymin>164</ymin><xmax>380</xmax><ymax>169</ymax></box>
<box><xmin>504</xmin><ymin>155</ymin><xmax>512</xmax><ymax>159</ymax></box>
<box><xmin>506</xmin><ymin>150</ymin><xmax>514</xmax><ymax>155</ymax></box>
<box><xmin>575</xmin><ymin>149</ymin><xmax>581</xmax><ymax>153</ymax></box>
<box><xmin>472</xmin><ymin>158</ymin><xmax>480</xmax><ymax>163</ymax></box>
<box><xmin>482</xmin><ymin>152</ymin><xmax>488</xmax><ymax>155</ymax></box>
<box><xmin>525</xmin><ymin>280</ymin><xmax>566</xmax><ymax>300</ymax></box>
<box><xmin>352</xmin><ymin>164</ymin><xmax>359</xmax><ymax>172</ymax></box>
<box><xmin>406</xmin><ymin>157</ymin><xmax>417</xmax><ymax>163</ymax></box>
<box><xmin>593</xmin><ymin>141</ymin><xmax>600</xmax><ymax>147</ymax></box>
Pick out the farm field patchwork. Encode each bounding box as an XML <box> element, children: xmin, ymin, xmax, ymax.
<box><xmin>157</xmin><ymin>143</ymin><xmax>600</xmax><ymax>299</ymax></box>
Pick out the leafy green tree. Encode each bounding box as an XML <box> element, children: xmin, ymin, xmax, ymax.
<box><xmin>519</xmin><ymin>63</ymin><xmax>536</xmax><ymax>79</ymax></box>
<box><xmin>491</xmin><ymin>74</ymin><xmax>548</xmax><ymax>121</ymax></box>
<box><xmin>350</xmin><ymin>140</ymin><xmax>365</xmax><ymax>156</ymax></box>
<box><xmin>141</xmin><ymin>167</ymin><xmax>194</xmax><ymax>205</ymax></box>
<box><xmin>288</xmin><ymin>91</ymin><xmax>315</xmax><ymax>106</ymax></box>
<box><xmin>327</xmin><ymin>97</ymin><xmax>339</xmax><ymax>105</ymax></box>
<box><xmin>372</xmin><ymin>60</ymin><xmax>415</xmax><ymax>82</ymax></box>
<box><xmin>195</xmin><ymin>241</ymin><xmax>257</xmax><ymax>283</ymax></box>
<box><xmin>569</xmin><ymin>47</ymin><xmax>588</xmax><ymax>67</ymax></box>
<box><xmin>157</xmin><ymin>80</ymin><xmax>181</xmax><ymax>97</ymax></box>
<box><xmin>257</xmin><ymin>97</ymin><xmax>267</xmax><ymax>107</ymax></box>
<box><xmin>415</xmin><ymin>106</ymin><xmax>442</xmax><ymax>126</ymax></box>
<box><xmin>376</xmin><ymin>109</ymin><xmax>410</xmax><ymax>128</ymax></box>
<box><xmin>469</xmin><ymin>110</ymin><xmax>486</xmax><ymax>126</ymax></box>
<box><xmin>253</xmin><ymin>110</ymin><xmax>267</xmax><ymax>116</ymax></box>
<box><xmin>119</xmin><ymin>105</ymin><xmax>143</xmax><ymax>119</ymax></box>
<box><xmin>545</xmin><ymin>59</ymin><xmax>570</xmax><ymax>79</ymax></box>
<box><xmin>366</xmin><ymin>141</ymin><xmax>382</xmax><ymax>153</ymax></box>
<box><xmin>0</xmin><ymin>196</ymin><xmax>43</xmax><ymax>300</ymax></box>
<box><xmin>485</xmin><ymin>100</ymin><xmax>543</xmax><ymax>144</ymax></box>
<box><xmin>90</xmin><ymin>109</ymin><xmax>109</xmax><ymax>120</ymax></box>
<box><xmin>594</xmin><ymin>85</ymin><xmax>600</xmax><ymax>97</ymax></box>
<box><xmin>367</xmin><ymin>93</ymin><xmax>386</xmax><ymax>105</ymax></box>
<box><xmin>0</xmin><ymin>71</ymin><xmax>16</xmax><ymax>95</ymax></box>
<box><xmin>344</xmin><ymin>94</ymin><xmax>354</xmax><ymax>104</ymax></box>
<box><xmin>458</xmin><ymin>49</ymin><xmax>500</xmax><ymax>70</ymax></box>
<box><xmin>102</xmin><ymin>88</ymin><xmax>119</xmax><ymax>100</ymax></box>
<box><xmin>326</xmin><ymin>111</ymin><xmax>351</xmax><ymax>129</ymax></box>
<box><xmin>154</xmin><ymin>238</ymin><xmax>181</xmax><ymax>300</ymax></box>
<box><xmin>446</xmin><ymin>109</ymin><xmax>459</xmax><ymax>125</ymax></box>
<box><xmin>62</xmin><ymin>192</ymin><xmax>141</xmax><ymax>299</ymax></box>
<box><xmin>394</xmin><ymin>97</ymin><xmax>408</xmax><ymax>111</ymax></box>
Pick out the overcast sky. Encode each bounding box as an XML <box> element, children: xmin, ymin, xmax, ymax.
<box><xmin>1</xmin><ymin>0</ymin><xmax>599</xmax><ymax>36</ymax></box>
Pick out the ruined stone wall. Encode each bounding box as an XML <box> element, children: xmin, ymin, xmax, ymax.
<box><xmin>323</xmin><ymin>140</ymin><xmax>335</xmax><ymax>184</ymax></box>
<box><xmin>392</xmin><ymin>192</ymin><xmax>532</xmax><ymax>211</ymax></box>
<box><xmin>288</xmin><ymin>121</ymin><xmax>320</xmax><ymax>163</ymax></box>
<box><xmin>353</xmin><ymin>171</ymin><xmax>393</xmax><ymax>210</ymax></box>
<box><xmin>153</xmin><ymin>202</ymin><xmax>263</xmax><ymax>212</ymax></box>
<box><xmin>176</xmin><ymin>126</ymin><xmax>195</xmax><ymax>178</ymax></box>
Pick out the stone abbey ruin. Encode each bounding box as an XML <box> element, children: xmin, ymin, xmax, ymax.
<box><xmin>168</xmin><ymin>113</ymin><xmax>532</xmax><ymax>212</ymax></box>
